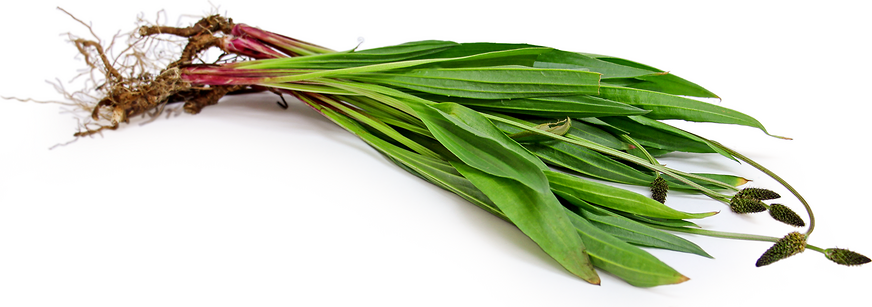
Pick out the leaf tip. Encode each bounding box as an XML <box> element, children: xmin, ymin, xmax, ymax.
<box><xmin>585</xmin><ymin>275</ymin><xmax>602</xmax><ymax>286</ymax></box>
<box><xmin>770</xmin><ymin>134</ymin><xmax>792</xmax><ymax>140</ymax></box>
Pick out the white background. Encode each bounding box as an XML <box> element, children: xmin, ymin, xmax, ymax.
<box><xmin>1</xmin><ymin>1</ymin><xmax>870</xmax><ymax>306</ymax></box>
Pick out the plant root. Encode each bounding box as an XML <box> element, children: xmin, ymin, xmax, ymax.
<box><xmin>68</xmin><ymin>13</ymin><xmax>250</xmax><ymax>137</ymax></box>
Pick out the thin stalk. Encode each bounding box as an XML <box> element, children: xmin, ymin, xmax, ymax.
<box><xmin>662</xmin><ymin>168</ymin><xmax>740</xmax><ymax>192</ymax></box>
<box><xmin>707</xmin><ymin>140</ymin><xmax>815</xmax><ymax>237</ymax></box>
<box><xmin>619</xmin><ymin>134</ymin><xmax>658</xmax><ymax>166</ymax></box>
<box><xmin>650</xmin><ymin>225</ymin><xmax>825</xmax><ymax>253</ymax></box>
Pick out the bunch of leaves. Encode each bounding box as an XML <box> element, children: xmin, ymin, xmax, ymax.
<box><xmin>56</xmin><ymin>18</ymin><xmax>869</xmax><ymax>287</ymax></box>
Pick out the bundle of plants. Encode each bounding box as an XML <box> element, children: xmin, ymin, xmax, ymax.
<box><xmin>33</xmin><ymin>11</ymin><xmax>868</xmax><ymax>287</ymax></box>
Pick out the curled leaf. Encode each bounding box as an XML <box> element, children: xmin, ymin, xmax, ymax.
<box><xmin>756</xmin><ymin>232</ymin><xmax>807</xmax><ymax>267</ymax></box>
<box><xmin>509</xmin><ymin>117</ymin><xmax>571</xmax><ymax>143</ymax></box>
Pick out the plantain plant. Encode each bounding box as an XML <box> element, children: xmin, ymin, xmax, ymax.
<box><xmin>24</xmin><ymin>11</ymin><xmax>868</xmax><ymax>287</ymax></box>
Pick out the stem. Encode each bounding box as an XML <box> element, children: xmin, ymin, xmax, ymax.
<box><xmin>662</xmin><ymin>168</ymin><xmax>740</xmax><ymax>192</ymax></box>
<box><xmin>707</xmin><ymin>140</ymin><xmax>815</xmax><ymax>237</ymax></box>
<box><xmin>619</xmin><ymin>134</ymin><xmax>658</xmax><ymax>166</ymax></box>
<box><xmin>652</xmin><ymin>225</ymin><xmax>826</xmax><ymax>254</ymax></box>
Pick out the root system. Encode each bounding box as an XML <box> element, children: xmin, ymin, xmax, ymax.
<box><xmin>60</xmin><ymin>9</ymin><xmax>253</xmax><ymax>137</ymax></box>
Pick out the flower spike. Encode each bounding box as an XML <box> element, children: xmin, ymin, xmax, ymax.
<box><xmin>736</xmin><ymin>187</ymin><xmax>781</xmax><ymax>200</ymax></box>
<box><xmin>824</xmin><ymin>248</ymin><xmax>871</xmax><ymax>266</ymax></box>
<box><xmin>768</xmin><ymin>204</ymin><xmax>805</xmax><ymax>227</ymax></box>
<box><xmin>756</xmin><ymin>232</ymin><xmax>807</xmax><ymax>267</ymax></box>
<box><xmin>730</xmin><ymin>197</ymin><xmax>767</xmax><ymax>213</ymax></box>
<box><xmin>651</xmin><ymin>176</ymin><xmax>668</xmax><ymax>204</ymax></box>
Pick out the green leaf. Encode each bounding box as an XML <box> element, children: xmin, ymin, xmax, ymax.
<box><xmin>689</xmin><ymin>173</ymin><xmax>750</xmax><ymax>187</ymax></box>
<box><xmin>381</xmin><ymin>134</ymin><xmax>694</xmax><ymax>286</ymax></box>
<box><xmin>596</xmin><ymin>86</ymin><xmax>778</xmax><ymax>136</ymax></box>
<box><xmin>413</xmin><ymin>42</ymin><xmax>545</xmax><ymax>68</ymax></box>
<box><xmin>578</xmin><ymin>52</ymin><xmax>718</xmax><ymax>98</ymax></box>
<box><xmin>529</xmin><ymin>142</ymin><xmax>654</xmax><ymax>185</ymax></box>
<box><xmin>567</xmin><ymin>199</ymin><xmax>712</xmax><ymax>258</ymax></box>
<box><xmin>436</xmin><ymin>94</ymin><xmax>649</xmax><ymax>118</ymax></box>
<box><xmin>534</xmin><ymin>50</ymin><xmax>654</xmax><ymax>78</ymax></box>
<box><xmin>664</xmin><ymin>173</ymin><xmax>750</xmax><ymax>190</ymax></box>
<box><xmin>603</xmin><ymin>73</ymin><xmax>719</xmax><ymax>98</ymax></box>
<box><xmin>483</xmin><ymin>115</ymin><xmax>652</xmax><ymax>185</ymax></box>
<box><xmin>415</xmin><ymin>42</ymin><xmax>540</xmax><ymax>59</ymax></box>
<box><xmin>454</xmin><ymin>163</ymin><xmax>599</xmax><ymax>283</ymax></box>
<box><xmin>576</xmin><ymin>117</ymin><xmax>630</xmax><ymax>135</ymax></box>
<box><xmin>624</xmin><ymin>116</ymin><xmax>735</xmax><ymax>160</ymax></box>
<box><xmin>352</xmin><ymin>66</ymin><xmax>601</xmax><ymax>99</ymax></box>
<box><xmin>616</xmin><ymin>213</ymin><xmax>701</xmax><ymax>229</ymax></box>
<box><xmin>563</xmin><ymin>120</ymin><xmax>628</xmax><ymax>150</ymax></box>
<box><xmin>565</xmin><ymin>207</ymin><xmax>690</xmax><ymax>287</ymax></box>
<box><xmin>577</xmin><ymin>52</ymin><xmax>660</xmax><ymax>71</ymax></box>
<box><xmin>315</xmin><ymin>93</ymin><xmax>686</xmax><ymax>287</ymax></box>
<box><xmin>410</xmin><ymin>102</ymin><xmax>548</xmax><ymax>185</ymax></box>
<box><xmin>410</xmin><ymin>101</ymin><xmax>599</xmax><ymax>283</ymax></box>
<box><xmin>262</xmin><ymin>47</ymin><xmax>553</xmax><ymax>83</ymax></box>
<box><xmin>486</xmin><ymin>114</ymin><xmax>628</xmax><ymax>150</ymax></box>
<box><xmin>547</xmin><ymin>170</ymin><xmax>716</xmax><ymax>220</ymax></box>
<box><xmin>598</xmin><ymin>116</ymin><xmax>716</xmax><ymax>153</ymax></box>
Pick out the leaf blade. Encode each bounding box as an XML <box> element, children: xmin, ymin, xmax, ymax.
<box><xmin>597</xmin><ymin>86</ymin><xmax>777</xmax><ymax>136</ymax></box>
<box><xmin>547</xmin><ymin>170</ymin><xmax>717</xmax><ymax>220</ymax></box>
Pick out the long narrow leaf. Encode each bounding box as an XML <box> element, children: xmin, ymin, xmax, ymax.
<box><xmin>454</xmin><ymin>162</ymin><xmax>599</xmax><ymax>283</ymax></box>
<box><xmin>434</xmin><ymin>94</ymin><xmax>648</xmax><ymax>118</ymax></box>
<box><xmin>599</xmin><ymin>116</ymin><xmax>717</xmax><ymax>153</ymax></box>
<box><xmin>352</xmin><ymin>66</ymin><xmax>601</xmax><ymax>99</ymax></box>
<box><xmin>530</xmin><ymin>142</ymin><xmax>654</xmax><ymax>185</ymax></box>
<box><xmin>566</xmin><ymin>208</ymin><xmax>690</xmax><ymax>287</ymax></box>
<box><xmin>411</xmin><ymin>101</ymin><xmax>599</xmax><ymax>283</ymax></box>
<box><xmin>567</xmin><ymin>198</ymin><xmax>712</xmax><ymax>258</ymax></box>
<box><xmin>547</xmin><ymin>170</ymin><xmax>716</xmax><ymax>220</ymax></box>
<box><xmin>597</xmin><ymin>86</ymin><xmax>779</xmax><ymax>137</ymax></box>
